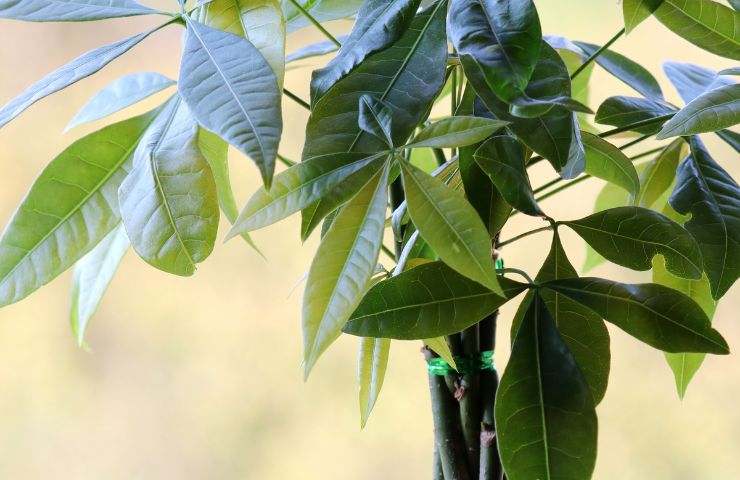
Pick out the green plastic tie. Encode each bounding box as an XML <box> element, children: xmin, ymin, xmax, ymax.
<box><xmin>426</xmin><ymin>350</ymin><xmax>496</xmax><ymax>376</ymax></box>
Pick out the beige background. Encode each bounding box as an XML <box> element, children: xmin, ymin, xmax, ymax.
<box><xmin>0</xmin><ymin>1</ymin><xmax>738</xmax><ymax>478</ymax></box>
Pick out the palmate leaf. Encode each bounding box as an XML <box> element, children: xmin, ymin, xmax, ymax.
<box><xmin>637</xmin><ymin>138</ymin><xmax>685</xmax><ymax>208</ymax></box>
<box><xmin>400</xmin><ymin>160</ymin><xmax>502</xmax><ymax>294</ymax></box>
<box><xmin>343</xmin><ymin>261</ymin><xmax>527</xmax><ymax>339</ymax></box>
<box><xmin>654</xmin><ymin>0</ymin><xmax>740</xmax><ymax>60</ymax></box>
<box><xmin>0</xmin><ymin>0</ymin><xmax>157</xmax><ymax>22</ymax></box>
<box><xmin>511</xmin><ymin>233</ymin><xmax>611</xmax><ymax>404</ymax></box>
<box><xmin>179</xmin><ymin>18</ymin><xmax>282</xmax><ymax>187</ymax></box>
<box><xmin>357</xmin><ymin>336</ymin><xmax>390</xmax><ymax>428</ymax></box>
<box><xmin>669</xmin><ymin>136</ymin><xmax>740</xmax><ymax>299</ymax></box>
<box><xmin>543</xmin><ymin>277</ymin><xmax>729</xmax><ymax>354</ymax></box>
<box><xmin>0</xmin><ymin>108</ymin><xmax>158</xmax><ymax>307</ymax></box>
<box><xmin>310</xmin><ymin>0</ymin><xmax>420</xmax><ymax>103</ymax></box>
<box><xmin>70</xmin><ymin>224</ymin><xmax>129</xmax><ymax>347</ymax></box>
<box><xmin>66</xmin><ymin>72</ymin><xmax>175</xmax><ymax>131</ymax></box>
<box><xmin>449</xmin><ymin>0</ymin><xmax>542</xmax><ymax>103</ymax></box>
<box><xmin>281</xmin><ymin>0</ymin><xmax>362</xmax><ymax>32</ymax></box>
<box><xmin>0</xmin><ymin>25</ymin><xmax>166</xmax><ymax>130</ymax></box>
<box><xmin>594</xmin><ymin>96</ymin><xmax>676</xmax><ymax>135</ymax></box>
<box><xmin>622</xmin><ymin>0</ymin><xmax>664</xmax><ymax>33</ymax></box>
<box><xmin>656</xmin><ymin>83</ymin><xmax>740</xmax><ymax>139</ymax></box>
<box><xmin>581</xmin><ymin>181</ymin><xmax>632</xmax><ymax>272</ymax></box>
<box><xmin>301</xmin><ymin>0</ymin><xmax>448</xmax><ymax>158</ymax></box>
<box><xmin>581</xmin><ymin>132</ymin><xmax>640</xmax><ymax>198</ymax></box>
<box><xmin>563</xmin><ymin>206</ymin><xmax>703</xmax><ymax>279</ymax></box>
<box><xmin>495</xmin><ymin>293</ymin><xmax>597</xmax><ymax>480</ymax></box>
<box><xmin>118</xmin><ymin>98</ymin><xmax>219</xmax><ymax>276</ymax></box>
<box><xmin>302</xmin><ymin>163</ymin><xmax>390</xmax><ymax>377</ymax></box>
<box><xmin>195</xmin><ymin>0</ymin><xmax>287</xmax><ymax>87</ymax></box>
<box><xmin>406</xmin><ymin>117</ymin><xmax>508</xmax><ymax>149</ymax></box>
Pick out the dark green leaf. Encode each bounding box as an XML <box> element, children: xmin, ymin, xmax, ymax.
<box><xmin>595</xmin><ymin>96</ymin><xmax>676</xmax><ymax>135</ymax></box>
<box><xmin>310</xmin><ymin>0</ymin><xmax>420</xmax><ymax>102</ymax></box>
<box><xmin>0</xmin><ymin>0</ymin><xmax>157</xmax><ymax>21</ymax></box>
<box><xmin>563</xmin><ymin>206</ymin><xmax>703</xmax><ymax>279</ymax></box>
<box><xmin>473</xmin><ymin>136</ymin><xmax>544</xmax><ymax>216</ymax></box>
<box><xmin>343</xmin><ymin>261</ymin><xmax>527</xmax><ymax>339</ymax></box>
<box><xmin>716</xmin><ymin>128</ymin><xmax>740</xmax><ymax>152</ymax></box>
<box><xmin>358</xmin><ymin>95</ymin><xmax>394</xmax><ymax>147</ymax></box>
<box><xmin>623</xmin><ymin>0</ymin><xmax>664</xmax><ymax>32</ymax></box>
<box><xmin>656</xmin><ymin>83</ymin><xmax>740</xmax><ymax>138</ymax></box>
<box><xmin>669</xmin><ymin>136</ymin><xmax>740</xmax><ymax>298</ymax></box>
<box><xmin>543</xmin><ymin>277</ymin><xmax>729</xmax><ymax>354</ymax></box>
<box><xmin>582</xmin><ymin>132</ymin><xmax>641</xmax><ymax>198</ymax></box>
<box><xmin>654</xmin><ymin>0</ymin><xmax>740</xmax><ymax>60</ymax></box>
<box><xmin>407</xmin><ymin>116</ymin><xmax>508</xmax><ymax>149</ymax></box>
<box><xmin>637</xmin><ymin>138</ymin><xmax>685</xmax><ymax>208</ymax></box>
<box><xmin>459</xmin><ymin>142</ymin><xmax>512</xmax><ymax>237</ymax></box>
<box><xmin>582</xmin><ymin>182</ymin><xmax>632</xmax><ymax>272</ymax></box>
<box><xmin>179</xmin><ymin>19</ymin><xmax>282</xmax><ymax>187</ymax></box>
<box><xmin>449</xmin><ymin>0</ymin><xmax>542</xmax><ymax>102</ymax></box>
<box><xmin>496</xmin><ymin>292</ymin><xmax>597</xmax><ymax>480</ymax></box>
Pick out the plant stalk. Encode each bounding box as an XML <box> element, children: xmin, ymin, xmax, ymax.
<box><xmin>459</xmin><ymin>325</ymin><xmax>481</xmax><ymax>475</ymax></box>
<box><xmin>286</xmin><ymin>0</ymin><xmax>342</xmax><ymax>47</ymax></box>
<box><xmin>570</xmin><ymin>28</ymin><xmax>625</xmax><ymax>80</ymax></box>
<box><xmin>478</xmin><ymin>312</ymin><xmax>502</xmax><ymax>480</ymax></box>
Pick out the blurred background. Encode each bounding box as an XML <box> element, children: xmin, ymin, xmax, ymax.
<box><xmin>0</xmin><ymin>1</ymin><xmax>738</xmax><ymax>478</ymax></box>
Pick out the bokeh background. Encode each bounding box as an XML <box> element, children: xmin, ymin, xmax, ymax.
<box><xmin>0</xmin><ymin>1</ymin><xmax>738</xmax><ymax>478</ymax></box>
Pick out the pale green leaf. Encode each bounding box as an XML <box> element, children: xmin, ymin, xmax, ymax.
<box><xmin>582</xmin><ymin>132</ymin><xmax>640</xmax><ymax>198</ymax></box>
<box><xmin>358</xmin><ymin>337</ymin><xmax>390</xmax><ymax>428</ymax></box>
<box><xmin>657</xmin><ymin>83</ymin><xmax>740</xmax><ymax>139</ymax></box>
<box><xmin>407</xmin><ymin>117</ymin><xmax>509</xmax><ymax>149</ymax></box>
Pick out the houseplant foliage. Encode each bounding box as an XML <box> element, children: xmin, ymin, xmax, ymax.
<box><xmin>0</xmin><ymin>0</ymin><xmax>739</xmax><ymax>478</ymax></box>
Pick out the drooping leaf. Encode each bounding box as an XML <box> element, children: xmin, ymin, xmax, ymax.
<box><xmin>512</xmin><ymin>233</ymin><xmax>610</xmax><ymax>404</ymax></box>
<box><xmin>0</xmin><ymin>0</ymin><xmax>157</xmax><ymax>21</ymax></box>
<box><xmin>343</xmin><ymin>261</ymin><xmax>527</xmax><ymax>339</ymax></box>
<box><xmin>358</xmin><ymin>95</ymin><xmax>394</xmax><ymax>147</ymax></box>
<box><xmin>282</xmin><ymin>0</ymin><xmax>362</xmax><ymax>32</ymax></box>
<box><xmin>227</xmin><ymin>152</ymin><xmax>386</xmax><ymax>236</ymax></box>
<box><xmin>663</xmin><ymin>61</ymin><xmax>735</xmax><ymax>104</ymax></box>
<box><xmin>449</xmin><ymin>0</ymin><xmax>542</xmax><ymax>102</ymax></box>
<box><xmin>495</xmin><ymin>293</ymin><xmax>597</xmax><ymax>480</ymax></box>
<box><xmin>423</xmin><ymin>336</ymin><xmax>457</xmax><ymax>370</ymax></box>
<box><xmin>654</xmin><ymin>0</ymin><xmax>740</xmax><ymax>60</ymax></box>
<box><xmin>179</xmin><ymin>18</ymin><xmax>282</xmax><ymax>187</ymax></box>
<box><xmin>0</xmin><ymin>27</ymin><xmax>164</xmax><ymax>130</ymax></box>
<box><xmin>407</xmin><ymin>117</ymin><xmax>508</xmax><ymax>149</ymax></box>
<box><xmin>669</xmin><ymin>136</ymin><xmax>740</xmax><ymax>299</ymax></box>
<box><xmin>195</xmin><ymin>0</ymin><xmax>287</xmax><ymax>87</ymax></box>
<box><xmin>543</xmin><ymin>277</ymin><xmax>729</xmax><ymax>354</ymax></box>
<box><xmin>310</xmin><ymin>0</ymin><xmax>420</xmax><ymax>103</ymax></box>
<box><xmin>564</xmin><ymin>206</ymin><xmax>703</xmax><ymax>279</ymax></box>
<box><xmin>623</xmin><ymin>0</ymin><xmax>664</xmax><ymax>33</ymax></box>
<box><xmin>473</xmin><ymin>136</ymin><xmax>544</xmax><ymax>217</ymax></box>
<box><xmin>0</xmin><ymin>109</ymin><xmax>158</xmax><ymax>307</ymax></box>
<box><xmin>302</xmin><ymin>164</ymin><xmax>390</xmax><ymax>377</ymax></box>
<box><xmin>118</xmin><ymin>99</ymin><xmax>219</xmax><ymax>276</ymax></box>
<box><xmin>656</xmin><ymin>83</ymin><xmax>740</xmax><ymax>139</ymax></box>
<box><xmin>594</xmin><ymin>96</ymin><xmax>676</xmax><ymax>135</ymax></box>
<box><xmin>70</xmin><ymin>224</ymin><xmax>129</xmax><ymax>347</ymax></box>
<box><xmin>66</xmin><ymin>72</ymin><xmax>175</xmax><ymax>131</ymax></box>
<box><xmin>637</xmin><ymin>138</ymin><xmax>685</xmax><ymax>208</ymax></box>
<box><xmin>357</xmin><ymin>336</ymin><xmax>390</xmax><ymax>428</ymax></box>
<box><xmin>574</xmin><ymin>41</ymin><xmax>664</xmax><ymax>99</ymax></box>
<box><xmin>581</xmin><ymin>132</ymin><xmax>640</xmax><ymax>198</ymax></box>
<box><xmin>302</xmin><ymin>0</ymin><xmax>447</xmax><ymax>158</ymax></box>
<box><xmin>400</xmin><ymin>160</ymin><xmax>502</xmax><ymax>294</ymax></box>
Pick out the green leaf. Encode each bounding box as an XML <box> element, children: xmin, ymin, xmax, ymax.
<box><xmin>302</xmin><ymin>163</ymin><xmax>390</xmax><ymax>377</ymax></box>
<box><xmin>0</xmin><ymin>109</ymin><xmax>158</xmax><ymax>307</ymax></box>
<box><xmin>449</xmin><ymin>0</ymin><xmax>542</xmax><ymax>102</ymax></box>
<box><xmin>663</xmin><ymin>61</ymin><xmax>735</xmax><ymax>104</ymax></box>
<box><xmin>343</xmin><ymin>261</ymin><xmax>527</xmax><ymax>339</ymax></box>
<box><xmin>0</xmin><ymin>27</ymin><xmax>163</xmax><ymax>130</ymax></box>
<box><xmin>310</xmin><ymin>0</ymin><xmax>420</xmax><ymax>102</ymax></box>
<box><xmin>473</xmin><ymin>136</ymin><xmax>544</xmax><ymax>217</ymax></box>
<box><xmin>581</xmin><ymin>132</ymin><xmax>640</xmax><ymax>198</ymax></box>
<box><xmin>513</xmin><ymin>233</ymin><xmax>610</xmax><ymax>404</ymax></box>
<box><xmin>66</xmin><ymin>72</ymin><xmax>175</xmax><ymax>131</ymax></box>
<box><xmin>357</xmin><ymin>336</ymin><xmax>390</xmax><ymax>428</ymax></box>
<box><xmin>301</xmin><ymin>0</ymin><xmax>447</xmax><ymax>158</ymax></box>
<box><xmin>0</xmin><ymin>0</ymin><xmax>157</xmax><ymax>21</ymax></box>
<box><xmin>582</xmin><ymin>182</ymin><xmax>632</xmax><ymax>272</ymax></box>
<box><xmin>543</xmin><ymin>277</ymin><xmax>729</xmax><ymax>354</ymax></box>
<box><xmin>654</xmin><ymin>0</ymin><xmax>740</xmax><ymax>60</ymax></box>
<box><xmin>423</xmin><ymin>336</ymin><xmax>457</xmax><ymax>370</ymax></box>
<box><xmin>228</xmin><ymin>152</ymin><xmax>385</xmax><ymax>236</ymax></box>
<box><xmin>623</xmin><ymin>0</ymin><xmax>664</xmax><ymax>33</ymax></box>
<box><xmin>717</xmin><ymin>128</ymin><xmax>740</xmax><ymax>152</ymax></box>
<box><xmin>195</xmin><ymin>0</ymin><xmax>287</xmax><ymax>87</ymax></box>
<box><xmin>70</xmin><ymin>224</ymin><xmax>129</xmax><ymax>347</ymax></box>
<box><xmin>358</xmin><ymin>95</ymin><xmax>394</xmax><ymax>147</ymax></box>
<box><xmin>285</xmin><ymin>36</ymin><xmax>347</xmax><ymax>63</ymax></box>
<box><xmin>669</xmin><ymin>136</ymin><xmax>740</xmax><ymax>299</ymax></box>
<box><xmin>118</xmin><ymin>98</ymin><xmax>219</xmax><ymax>276</ymax></box>
<box><xmin>179</xmin><ymin>18</ymin><xmax>282</xmax><ymax>187</ymax></box>
<box><xmin>595</xmin><ymin>96</ymin><xmax>676</xmax><ymax>135</ymax></box>
<box><xmin>719</xmin><ymin>66</ymin><xmax>740</xmax><ymax>75</ymax></box>
<box><xmin>407</xmin><ymin>116</ymin><xmax>508</xmax><ymax>149</ymax></box>
<box><xmin>564</xmin><ymin>206</ymin><xmax>703</xmax><ymax>279</ymax></box>
<box><xmin>637</xmin><ymin>138</ymin><xmax>685</xmax><ymax>208</ymax></box>
<box><xmin>574</xmin><ymin>41</ymin><xmax>664</xmax><ymax>99</ymax></box>
<box><xmin>459</xmin><ymin>142</ymin><xmax>512</xmax><ymax>237</ymax></box>
<box><xmin>495</xmin><ymin>292</ymin><xmax>597</xmax><ymax>480</ymax></box>
<box><xmin>282</xmin><ymin>0</ymin><xmax>362</xmax><ymax>32</ymax></box>
<box><xmin>400</xmin><ymin>160</ymin><xmax>502</xmax><ymax>294</ymax></box>
<box><xmin>656</xmin><ymin>83</ymin><xmax>740</xmax><ymax>139</ymax></box>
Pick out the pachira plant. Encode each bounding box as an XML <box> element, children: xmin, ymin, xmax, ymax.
<box><xmin>1</xmin><ymin>0</ymin><xmax>739</xmax><ymax>478</ymax></box>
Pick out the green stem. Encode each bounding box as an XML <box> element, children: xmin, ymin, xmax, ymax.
<box><xmin>287</xmin><ymin>0</ymin><xmax>342</xmax><ymax>47</ymax></box>
<box><xmin>283</xmin><ymin>88</ymin><xmax>311</xmax><ymax>111</ymax></box>
<box><xmin>498</xmin><ymin>267</ymin><xmax>535</xmax><ymax>285</ymax></box>
<box><xmin>381</xmin><ymin>244</ymin><xmax>396</xmax><ymax>261</ymax></box>
<box><xmin>570</xmin><ymin>28</ymin><xmax>625</xmax><ymax>80</ymax></box>
<box><xmin>600</xmin><ymin>113</ymin><xmax>675</xmax><ymax>137</ymax></box>
<box><xmin>497</xmin><ymin>225</ymin><xmax>552</xmax><ymax>248</ymax></box>
<box><xmin>277</xmin><ymin>153</ymin><xmax>296</xmax><ymax>167</ymax></box>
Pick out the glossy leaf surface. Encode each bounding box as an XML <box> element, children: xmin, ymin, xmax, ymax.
<box><xmin>637</xmin><ymin>139</ymin><xmax>684</xmax><ymax>208</ymax></box>
<box><xmin>595</xmin><ymin>96</ymin><xmax>676</xmax><ymax>135</ymax></box>
<box><xmin>656</xmin><ymin>83</ymin><xmax>740</xmax><ymax>138</ymax></box>
<box><xmin>582</xmin><ymin>132</ymin><xmax>640</xmax><ymax>198</ymax></box>
<box><xmin>407</xmin><ymin>117</ymin><xmax>508</xmax><ymax>149</ymax></box>
<box><xmin>358</xmin><ymin>95</ymin><xmax>394</xmax><ymax>147</ymax></box>
<box><xmin>0</xmin><ymin>0</ymin><xmax>156</xmax><ymax>21</ymax></box>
